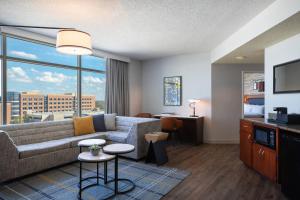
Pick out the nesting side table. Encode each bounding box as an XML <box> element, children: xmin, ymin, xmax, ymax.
<box><xmin>78</xmin><ymin>139</ymin><xmax>106</xmax><ymax>153</ymax></box>
<box><xmin>78</xmin><ymin>151</ymin><xmax>115</xmax><ymax>200</ymax></box>
<box><xmin>103</xmin><ymin>144</ymin><xmax>135</xmax><ymax>195</ymax></box>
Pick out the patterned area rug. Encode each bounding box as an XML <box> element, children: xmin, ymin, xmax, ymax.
<box><xmin>0</xmin><ymin>159</ymin><xmax>189</xmax><ymax>200</ymax></box>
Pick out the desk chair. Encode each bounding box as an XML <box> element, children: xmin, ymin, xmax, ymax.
<box><xmin>161</xmin><ymin>117</ymin><xmax>183</xmax><ymax>144</ymax></box>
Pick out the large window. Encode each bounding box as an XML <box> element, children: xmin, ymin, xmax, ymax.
<box><xmin>7</xmin><ymin>37</ymin><xmax>77</xmax><ymax>66</ymax></box>
<box><xmin>81</xmin><ymin>55</ymin><xmax>106</xmax><ymax>116</ymax></box>
<box><xmin>82</xmin><ymin>55</ymin><xmax>106</xmax><ymax>71</ymax></box>
<box><xmin>0</xmin><ymin>34</ymin><xmax>106</xmax><ymax>124</ymax></box>
<box><xmin>81</xmin><ymin>70</ymin><xmax>106</xmax><ymax>116</ymax></box>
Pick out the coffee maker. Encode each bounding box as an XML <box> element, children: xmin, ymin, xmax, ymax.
<box><xmin>268</xmin><ymin>107</ymin><xmax>300</xmax><ymax>124</ymax></box>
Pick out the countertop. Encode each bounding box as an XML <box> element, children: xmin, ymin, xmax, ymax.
<box><xmin>243</xmin><ymin>118</ymin><xmax>300</xmax><ymax>134</ymax></box>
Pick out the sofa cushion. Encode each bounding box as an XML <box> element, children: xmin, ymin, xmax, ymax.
<box><xmin>0</xmin><ymin>120</ymin><xmax>75</xmax><ymax>145</ymax></box>
<box><xmin>73</xmin><ymin>116</ymin><xmax>95</xmax><ymax>136</ymax></box>
<box><xmin>92</xmin><ymin>114</ymin><xmax>107</xmax><ymax>132</ymax></box>
<box><xmin>106</xmin><ymin>131</ymin><xmax>128</xmax><ymax>143</ymax></box>
<box><xmin>66</xmin><ymin>132</ymin><xmax>107</xmax><ymax>147</ymax></box>
<box><xmin>104</xmin><ymin>114</ymin><xmax>116</xmax><ymax>131</ymax></box>
<box><xmin>17</xmin><ymin>139</ymin><xmax>70</xmax><ymax>159</ymax></box>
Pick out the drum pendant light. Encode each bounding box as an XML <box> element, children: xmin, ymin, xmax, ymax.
<box><xmin>0</xmin><ymin>24</ymin><xmax>93</xmax><ymax>55</ymax></box>
<box><xmin>56</xmin><ymin>29</ymin><xmax>92</xmax><ymax>55</ymax></box>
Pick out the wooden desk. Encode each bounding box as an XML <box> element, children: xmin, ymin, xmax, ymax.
<box><xmin>153</xmin><ymin>115</ymin><xmax>204</xmax><ymax>145</ymax></box>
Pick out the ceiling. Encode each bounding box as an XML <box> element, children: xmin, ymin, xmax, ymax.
<box><xmin>0</xmin><ymin>0</ymin><xmax>275</xmax><ymax>60</ymax></box>
<box><xmin>215</xmin><ymin>12</ymin><xmax>300</xmax><ymax>64</ymax></box>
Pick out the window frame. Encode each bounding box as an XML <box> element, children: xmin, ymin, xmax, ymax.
<box><xmin>0</xmin><ymin>32</ymin><xmax>106</xmax><ymax>124</ymax></box>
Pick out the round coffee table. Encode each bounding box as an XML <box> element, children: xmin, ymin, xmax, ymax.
<box><xmin>78</xmin><ymin>151</ymin><xmax>115</xmax><ymax>200</ymax></box>
<box><xmin>78</xmin><ymin>139</ymin><xmax>106</xmax><ymax>152</ymax></box>
<box><xmin>103</xmin><ymin>144</ymin><xmax>135</xmax><ymax>195</ymax></box>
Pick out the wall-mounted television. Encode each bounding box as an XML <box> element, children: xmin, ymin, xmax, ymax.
<box><xmin>273</xmin><ymin>58</ymin><xmax>300</xmax><ymax>94</ymax></box>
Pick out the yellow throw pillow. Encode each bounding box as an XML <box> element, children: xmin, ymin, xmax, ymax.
<box><xmin>73</xmin><ymin>116</ymin><xmax>95</xmax><ymax>136</ymax></box>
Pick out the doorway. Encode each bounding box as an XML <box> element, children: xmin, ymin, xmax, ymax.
<box><xmin>242</xmin><ymin>71</ymin><xmax>265</xmax><ymax>118</ymax></box>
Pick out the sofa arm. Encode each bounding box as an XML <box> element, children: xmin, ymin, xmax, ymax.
<box><xmin>126</xmin><ymin>119</ymin><xmax>161</xmax><ymax>159</ymax></box>
<box><xmin>0</xmin><ymin>131</ymin><xmax>19</xmax><ymax>182</ymax></box>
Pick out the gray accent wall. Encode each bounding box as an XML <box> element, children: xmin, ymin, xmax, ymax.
<box><xmin>128</xmin><ymin>60</ymin><xmax>143</xmax><ymax>116</ymax></box>
<box><xmin>211</xmin><ymin>64</ymin><xmax>263</xmax><ymax>143</ymax></box>
<box><xmin>141</xmin><ymin>53</ymin><xmax>212</xmax><ymax>142</ymax></box>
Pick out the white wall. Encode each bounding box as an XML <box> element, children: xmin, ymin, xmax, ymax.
<box><xmin>142</xmin><ymin>53</ymin><xmax>212</xmax><ymax>141</ymax></box>
<box><xmin>211</xmin><ymin>64</ymin><xmax>263</xmax><ymax>143</ymax></box>
<box><xmin>211</xmin><ymin>0</ymin><xmax>300</xmax><ymax>63</ymax></box>
<box><xmin>265</xmin><ymin>33</ymin><xmax>300</xmax><ymax>115</ymax></box>
<box><xmin>128</xmin><ymin>60</ymin><xmax>143</xmax><ymax>116</ymax></box>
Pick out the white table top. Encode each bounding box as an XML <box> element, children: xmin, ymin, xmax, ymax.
<box><xmin>78</xmin><ymin>151</ymin><xmax>115</xmax><ymax>162</ymax></box>
<box><xmin>78</xmin><ymin>139</ymin><xmax>106</xmax><ymax>147</ymax></box>
<box><xmin>103</xmin><ymin>144</ymin><xmax>135</xmax><ymax>154</ymax></box>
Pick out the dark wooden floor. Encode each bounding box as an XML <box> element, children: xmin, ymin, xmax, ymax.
<box><xmin>162</xmin><ymin>144</ymin><xmax>287</xmax><ymax>200</ymax></box>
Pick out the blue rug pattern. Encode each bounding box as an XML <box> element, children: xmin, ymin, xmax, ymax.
<box><xmin>0</xmin><ymin>159</ymin><xmax>189</xmax><ymax>200</ymax></box>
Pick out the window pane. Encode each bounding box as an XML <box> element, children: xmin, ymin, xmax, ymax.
<box><xmin>81</xmin><ymin>71</ymin><xmax>105</xmax><ymax>115</ymax></box>
<box><xmin>7</xmin><ymin>61</ymin><xmax>77</xmax><ymax>124</ymax></box>
<box><xmin>82</xmin><ymin>55</ymin><xmax>106</xmax><ymax>71</ymax></box>
<box><xmin>7</xmin><ymin>37</ymin><xmax>77</xmax><ymax>66</ymax></box>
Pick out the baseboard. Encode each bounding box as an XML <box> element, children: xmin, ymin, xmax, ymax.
<box><xmin>204</xmin><ymin>139</ymin><xmax>239</xmax><ymax>144</ymax></box>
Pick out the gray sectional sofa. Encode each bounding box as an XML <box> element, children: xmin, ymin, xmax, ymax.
<box><xmin>0</xmin><ymin>116</ymin><xmax>160</xmax><ymax>183</ymax></box>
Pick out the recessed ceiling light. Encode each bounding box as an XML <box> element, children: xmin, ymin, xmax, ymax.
<box><xmin>235</xmin><ymin>56</ymin><xmax>247</xmax><ymax>60</ymax></box>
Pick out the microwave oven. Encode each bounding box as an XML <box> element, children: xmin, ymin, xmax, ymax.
<box><xmin>253</xmin><ymin>126</ymin><xmax>276</xmax><ymax>149</ymax></box>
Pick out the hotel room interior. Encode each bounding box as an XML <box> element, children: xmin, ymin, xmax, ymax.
<box><xmin>0</xmin><ymin>0</ymin><xmax>300</xmax><ymax>199</ymax></box>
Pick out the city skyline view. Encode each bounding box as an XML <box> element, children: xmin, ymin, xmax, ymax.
<box><xmin>0</xmin><ymin>34</ymin><xmax>107</xmax><ymax>124</ymax></box>
<box><xmin>5</xmin><ymin>91</ymin><xmax>102</xmax><ymax>124</ymax></box>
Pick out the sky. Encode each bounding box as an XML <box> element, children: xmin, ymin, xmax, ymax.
<box><xmin>3</xmin><ymin>36</ymin><xmax>106</xmax><ymax>100</ymax></box>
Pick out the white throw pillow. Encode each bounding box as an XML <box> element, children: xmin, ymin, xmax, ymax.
<box><xmin>251</xmin><ymin>105</ymin><xmax>264</xmax><ymax>115</ymax></box>
<box><xmin>104</xmin><ymin>113</ymin><xmax>117</xmax><ymax>131</ymax></box>
<box><xmin>244</xmin><ymin>104</ymin><xmax>264</xmax><ymax>115</ymax></box>
<box><xmin>244</xmin><ymin>104</ymin><xmax>252</xmax><ymax>114</ymax></box>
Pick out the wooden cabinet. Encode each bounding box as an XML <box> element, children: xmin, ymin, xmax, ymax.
<box><xmin>240</xmin><ymin>120</ymin><xmax>253</xmax><ymax>167</ymax></box>
<box><xmin>252</xmin><ymin>143</ymin><xmax>277</xmax><ymax>182</ymax></box>
<box><xmin>240</xmin><ymin>119</ymin><xmax>277</xmax><ymax>182</ymax></box>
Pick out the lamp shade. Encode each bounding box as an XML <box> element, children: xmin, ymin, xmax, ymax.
<box><xmin>56</xmin><ymin>29</ymin><xmax>92</xmax><ymax>55</ymax></box>
<box><xmin>188</xmin><ymin>99</ymin><xmax>201</xmax><ymax>103</ymax></box>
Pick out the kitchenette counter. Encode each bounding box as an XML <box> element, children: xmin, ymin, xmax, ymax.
<box><xmin>243</xmin><ymin>118</ymin><xmax>300</xmax><ymax>134</ymax></box>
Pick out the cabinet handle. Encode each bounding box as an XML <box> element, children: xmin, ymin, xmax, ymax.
<box><xmin>258</xmin><ymin>148</ymin><xmax>262</xmax><ymax>156</ymax></box>
<box><xmin>248</xmin><ymin>134</ymin><xmax>251</xmax><ymax>140</ymax></box>
<box><xmin>243</xmin><ymin>125</ymin><xmax>249</xmax><ymax>128</ymax></box>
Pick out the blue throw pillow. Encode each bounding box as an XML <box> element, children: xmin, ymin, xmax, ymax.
<box><xmin>92</xmin><ymin>114</ymin><xmax>107</xmax><ymax>132</ymax></box>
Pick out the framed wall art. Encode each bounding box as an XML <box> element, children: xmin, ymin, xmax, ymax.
<box><xmin>163</xmin><ymin>76</ymin><xmax>182</xmax><ymax>106</ymax></box>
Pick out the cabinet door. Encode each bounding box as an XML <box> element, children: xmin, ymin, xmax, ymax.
<box><xmin>263</xmin><ymin>147</ymin><xmax>277</xmax><ymax>182</ymax></box>
<box><xmin>253</xmin><ymin>143</ymin><xmax>277</xmax><ymax>182</ymax></box>
<box><xmin>240</xmin><ymin>120</ymin><xmax>253</xmax><ymax>166</ymax></box>
<box><xmin>253</xmin><ymin>144</ymin><xmax>264</xmax><ymax>175</ymax></box>
<box><xmin>240</xmin><ymin>120</ymin><xmax>252</xmax><ymax>133</ymax></box>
